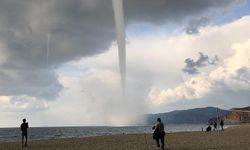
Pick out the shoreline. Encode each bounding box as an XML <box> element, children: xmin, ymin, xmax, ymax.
<box><xmin>0</xmin><ymin>124</ymin><xmax>208</xmax><ymax>143</ymax></box>
<box><xmin>0</xmin><ymin>124</ymin><xmax>249</xmax><ymax>149</ymax></box>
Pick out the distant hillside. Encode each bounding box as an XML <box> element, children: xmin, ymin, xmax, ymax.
<box><xmin>222</xmin><ymin>111</ymin><xmax>250</xmax><ymax>124</ymax></box>
<box><xmin>231</xmin><ymin>106</ymin><xmax>250</xmax><ymax>111</ymax></box>
<box><xmin>146</xmin><ymin>107</ymin><xmax>229</xmax><ymax>125</ymax></box>
<box><xmin>221</xmin><ymin>106</ymin><xmax>250</xmax><ymax>124</ymax></box>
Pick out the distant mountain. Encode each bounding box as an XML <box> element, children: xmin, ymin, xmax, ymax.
<box><xmin>146</xmin><ymin>107</ymin><xmax>229</xmax><ymax>125</ymax></box>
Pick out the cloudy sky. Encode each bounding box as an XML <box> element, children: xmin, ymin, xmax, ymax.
<box><xmin>0</xmin><ymin>0</ymin><xmax>250</xmax><ymax>127</ymax></box>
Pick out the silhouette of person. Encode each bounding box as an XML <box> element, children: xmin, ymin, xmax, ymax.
<box><xmin>220</xmin><ymin>120</ymin><xmax>224</xmax><ymax>131</ymax></box>
<box><xmin>213</xmin><ymin>122</ymin><xmax>217</xmax><ymax>131</ymax></box>
<box><xmin>152</xmin><ymin>118</ymin><xmax>165</xmax><ymax>149</ymax></box>
<box><xmin>20</xmin><ymin>119</ymin><xmax>29</xmax><ymax>147</ymax></box>
<box><xmin>206</xmin><ymin>125</ymin><xmax>211</xmax><ymax>132</ymax></box>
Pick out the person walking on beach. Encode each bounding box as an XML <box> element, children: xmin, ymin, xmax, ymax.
<box><xmin>152</xmin><ymin>118</ymin><xmax>165</xmax><ymax>150</ymax></box>
<box><xmin>220</xmin><ymin>120</ymin><xmax>224</xmax><ymax>131</ymax></box>
<box><xmin>213</xmin><ymin>122</ymin><xmax>217</xmax><ymax>131</ymax></box>
<box><xmin>20</xmin><ymin>118</ymin><xmax>29</xmax><ymax>147</ymax></box>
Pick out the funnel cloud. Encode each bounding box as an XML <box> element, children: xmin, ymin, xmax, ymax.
<box><xmin>47</xmin><ymin>34</ymin><xmax>51</xmax><ymax>67</ymax></box>
<box><xmin>112</xmin><ymin>0</ymin><xmax>126</xmax><ymax>93</ymax></box>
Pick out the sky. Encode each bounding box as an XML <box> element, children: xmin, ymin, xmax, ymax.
<box><xmin>0</xmin><ymin>0</ymin><xmax>250</xmax><ymax>127</ymax></box>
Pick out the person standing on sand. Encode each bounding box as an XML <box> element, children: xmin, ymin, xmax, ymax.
<box><xmin>20</xmin><ymin>118</ymin><xmax>29</xmax><ymax>147</ymax></box>
<box><xmin>213</xmin><ymin>122</ymin><xmax>217</xmax><ymax>131</ymax></box>
<box><xmin>152</xmin><ymin>118</ymin><xmax>165</xmax><ymax>150</ymax></box>
<box><xmin>220</xmin><ymin>120</ymin><xmax>224</xmax><ymax>131</ymax></box>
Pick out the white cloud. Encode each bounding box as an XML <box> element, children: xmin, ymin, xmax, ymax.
<box><xmin>147</xmin><ymin>75</ymin><xmax>212</xmax><ymax>106</ymax></box>
<box><xmin>210</xmin><ymin>39</ymin><xmax>250</xmax><ymax>91</ymax></box>
<box><xmin>147</xmin><ymin>38</ymin><xmax>250</xmax><ymax>107</ymax></box>
<box><xmin>0</xmin><ymin>96</ymin><xmax>11</xmax><ymax>103</ymax></box>
<box><xmin>0</xmin><ymin>95</ymin><xmax>49</xmax><ymax>112</ymax></box>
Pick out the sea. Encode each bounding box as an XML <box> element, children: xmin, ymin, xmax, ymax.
<box><xmin>0</xmin><ymin>124</ymin><xmax>231</xmax><ymax>142</ymax></box>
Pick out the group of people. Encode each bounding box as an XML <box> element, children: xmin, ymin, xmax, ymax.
<box><xmin>20</xmin><ymin>118</ymin><xmax>166</xmax><ymax>149</ymax></box>
<box><xmin>20</xmin><ymin>118</ymin><xmax>227</xmax><ymax>149</ymax></box>
<box><xmin>206</xmin><ymin>120</ymin><xmax>224</xmax><ymax>132</ymax></box>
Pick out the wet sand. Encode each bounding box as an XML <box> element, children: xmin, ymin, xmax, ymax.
<box><xmin>1</xmin><ymin>124</ymin><xmax>250</xmax><ymax>150</ymax></box>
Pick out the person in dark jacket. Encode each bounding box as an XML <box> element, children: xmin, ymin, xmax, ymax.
<box><xmin>213</xmin><ymin>122</ymin><xmax>217</xmax><ymax>131</ymax></box>
<box><xmin>20</xmin><ymin>119</ymin><xmax>29</xmax><ymax>147</ymax></box>
<box><xmin>206</xmin><ymin>125</ymin><xmax>212</xmax><ymax>132</ymax></box>
<box><xmin>220</xmin><ymin>120</ymin><xmax>224</xmax><ymax>131</ymax></box>
<box><xmin>152</xmin><ymin>118</ymin><xmax>165</xmax><ymax>149</ymax></box>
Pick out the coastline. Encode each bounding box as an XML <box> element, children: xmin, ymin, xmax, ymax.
<box><xmin>0</xmin><ymin>124</ymin><xmax>249</xmax><ymax>150</ymax></box>
<box><xmin>0</xmin><ymin>124</ymin><xmax>208</xmax><ymax>142</ymax></box>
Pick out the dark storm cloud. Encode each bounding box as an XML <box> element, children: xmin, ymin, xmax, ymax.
<box><xmin>0</xmin><ymin>0</ymin><xmax>242</xmax><ymax>100</ymax></box>
<box><xmin>0</xmin><ymin>69</ymin><xmax>62</xmax><ymax>100</ymax></box>
<box><xmin>186</xmin><ymin>17</ymin><xmax>210</xmax><ymax>34</ymax></box>
<box><xmin>0</xmin><ymin>0</ymin><xmax>115</xmax><ymax>100</ymax></box>
<box><xmin>183</xmin><ymin>52</ymin><xmax>219</xmax><ymax>75</ymax></box>
<box><xmin>125</xmin><ymin>0</ymin><xmax>243</xmax><ymax>24</ymax></box>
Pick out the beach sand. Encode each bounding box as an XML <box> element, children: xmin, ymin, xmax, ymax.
<box><xmin>1</xmin><ymin>124</ymin><xmax>250</xmax><ymax>150</ymax></box>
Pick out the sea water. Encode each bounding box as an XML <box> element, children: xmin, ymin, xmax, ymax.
<box><xmin>0</xmin><ymin>124</ymin><xmax>231</xmax><ymax>142</ymax></box>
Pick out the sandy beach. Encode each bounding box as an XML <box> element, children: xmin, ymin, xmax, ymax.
<box><xmin>1</xmin><ymin>124</ymin><xmax>250</xmax><ymax>150</ymax></box>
